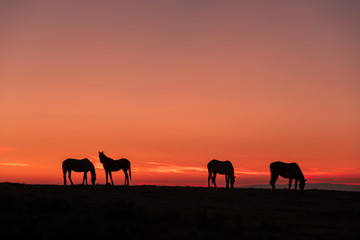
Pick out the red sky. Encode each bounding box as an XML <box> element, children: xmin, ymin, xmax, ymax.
<box><xmin>1</xmin><ymin>1</ymin><xmax>359</xmax><ymax>187</ymax></box>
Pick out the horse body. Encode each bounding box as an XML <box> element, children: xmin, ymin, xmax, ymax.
<box><xmin>99</xmin><ymin>151</ymin><xmax>131</xmax><ymax>186</ymax></box>
<box><xmin>207</xmin><ymin>159</ymin><xmax>235</xmax><ymax>189</ymax></box>
<box><xmin>270</xmin><ymin>161</ymin><xmax>306</xmax><ymax>193</ymax></box>
<box><xmin>62</xmin><ymin>158</ymin><xmax>96</xmax><ymax>185</ymax></box>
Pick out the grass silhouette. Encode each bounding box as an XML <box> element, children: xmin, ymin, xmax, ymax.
<box><xmin>0</xmin><ymin>183</ymin><xmax>359</xmax><ymax>239</ymax></box>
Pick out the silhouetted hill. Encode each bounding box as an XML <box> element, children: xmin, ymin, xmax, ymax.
<box><xmin>1</xmin><ymin>183</ymin><xmax>360</xmax><ymax>239</ymax></box>
<box><xmin>241</xmin><ymin>183</ymin><xmax>360</xmax><ymax>192</ymax></box>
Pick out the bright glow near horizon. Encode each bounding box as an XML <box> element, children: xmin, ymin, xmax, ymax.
<box><xmin>1</xmin><ymin>1</ymin><xmax>359</xmax><ymax>187</ymax></box>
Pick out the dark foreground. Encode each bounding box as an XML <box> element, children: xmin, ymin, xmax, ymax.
<box><xmin>0</xmin><ymin>183</ymin><xmax>359</xmax><ymax>240</ymax></box>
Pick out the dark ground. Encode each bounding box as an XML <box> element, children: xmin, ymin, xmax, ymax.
<box><xmin>0</xmin><ymin>183</ymin><xmax>359</xmax><ymax>240</ymax></box>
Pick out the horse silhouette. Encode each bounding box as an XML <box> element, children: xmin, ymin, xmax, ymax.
<box><xmin>99</xmin><ymin>151</ymin><xmax>131</xmax><ymax>186</ymax></box>
<box><xmin>62</xmin><ymin>158</ymin><xmax>96</xmax><ymax>185</ymax></box>
<box><xmin>207</xmin><ymin>159</ymin><xmax>235</xmax><ymax>189</ymax></box>
<box><xmin>270</xmin><ymin>161</ymin><xmax>306</xmax><ymax>193</ymax></box>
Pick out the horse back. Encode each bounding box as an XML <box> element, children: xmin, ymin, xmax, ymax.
<box><xmin>104</xmin><ymin>158</ymin><xmax>130</xmax><ymax>171</ymax></box>
<box><xmin>63</xmin><ymin>158</ymin><xmax>92</xmax><ymax>172</ymax></box>
<box><xmin>270</xmin><ymin>161</ymin><xmax>304</xmax><ymax>180</ymax></box>
<box><xmin>208</xmin><ymin>159</ymin><xmax>234</xmax><ymax>175</ymax></box>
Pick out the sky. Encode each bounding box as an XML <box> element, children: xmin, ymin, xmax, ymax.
<box><xmin>1</xmin><ymin>1</ymin><xmax>359</xmax><ymax>187</ymax></box>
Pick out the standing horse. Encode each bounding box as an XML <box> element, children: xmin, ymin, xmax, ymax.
<box><xmin>270</xmin><ymin>161</ymin><xmax>306</xmax><ymax>193</ymax></box>
<box><xmin>207</xmin><ymin>159</ymin><xmax>235</xmax><ymax>189</ymax></box>
<box><xmin>62</xmin><ymin>158</ymin><xmax>96</xmax><ymax>185</ymax></box>
<box><xmin>99</xmin><ymin>151</ymin><xmax>131</xmax><ymax>186</ymax></box>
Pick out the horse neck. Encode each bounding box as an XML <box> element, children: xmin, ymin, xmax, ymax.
<box><xmin>230</xmin><ymin>170</ymin><xmax>235</xmax><ymax>179</ymax></box>
<box><xmin>296</xmin><ymin>168</ymin><xmax>305</xmax><ymax>181</ymax></box>
<box><xmin>229</xmin><ymin>164</ymin><xmax>234</xmax><ymax>177</ymax></box>
<box><xmin>299</xmin><ymin>172</ymin><xmax>305</xmax><ymax>181</ymax></box>
<box><xmin>101</xmin><ymin>154</ymin><xmax>114</xmax><ymax>163</ymax></box>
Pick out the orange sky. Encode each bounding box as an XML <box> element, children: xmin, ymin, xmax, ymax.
<box><xmin>1</xmin><ymin>1</ymin><xmax>359</xmax><ymax>187</ymax></box>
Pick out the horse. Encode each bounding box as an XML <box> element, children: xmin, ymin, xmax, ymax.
<box><xmin>207</xmin><ymin>159</ymin><xmax>235</xmax><ymax>189</ymax></box>
<box><xmin>269</xmin><ymin>161</ymin><xmax>306</xmax><ymax>193</ymax></box>
<box><xmin>99</xmin><ymin>151</ymin><xmax>131</xmax><ymax>186</ymax></box>
<box><xmin>62</xmin><ymin>158</ymin><xmax>96</xmax><ymax>186</ymax></box>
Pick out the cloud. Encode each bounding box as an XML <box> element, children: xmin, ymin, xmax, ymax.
<box><xmin>134</xmin><ymin>162</ymin><xmax>207</xmax><ymax>174</ymax></box>
<box><xmin>94</xmin><ymin>163</ymin><xmax>103</xmax><ymax>169</ymax></box>
<box><xmin>0</xmin><ymin>162</ymin><xmax>29</xmax><ymax>166</ymax></box>
<box><xmin>89</xmin><ymin>160</ymin><xmax>359</xmax><ymax>185</ymax></box>
<box><xmin>305</xmin><ymin>167</ymin><xmax>358</xmax><ymax>177</ymax></box>
<box><xmin>234</xmin><ymin>168</ymin><xmax>268</xmax><ymax>175</ymax></box>
<box><xmin>0</xmin><ymin>162</ymin><xmax>48</xmax><ymax>168</ymax></box>
<box><xmin>134</xmin><ymin>163</ymin><xmax>269</xmax><ymax>176</ymax></box>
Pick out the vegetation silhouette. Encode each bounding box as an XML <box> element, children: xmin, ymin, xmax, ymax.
<box><xmin>207</xmin><ymin>159</ymin><xmax>235</xmax><ymax>189</ymax></box>
<box><xmin>3</xmin><ymin>184</ymin><xmax>360</xmax><ymax>239</ymax></box>
<box><xmin>62</xmin><ymin>158</ymin><xmax>96</xmax><ymax>185</ymax></box>
<box><xmin>270</xmin><ymin>161</ymin><xmax>306</xmax><ymax>193</ymax></box>
<box><xmin>99</xmin><ymin>151</ymin><xmax>131</xmax><ymax>186</ymax></box>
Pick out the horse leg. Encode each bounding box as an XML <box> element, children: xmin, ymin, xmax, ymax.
<box><xmin>270</xmin><ymin>173</ymin><xmax>278</xmax><ymax>193</ymax></box>
<box><xmin>68</xmin><ymin>171</ymin><xmax>74</xmax><ymax>185</ymax></box>
<box><xmin>288</xmin><ymin>178</ymin><xmax>293</xmax><ymax>192</ymax></box>
<box><xmin>124</xmin><ymin>172</ymin><xmax>129</xmax><ymax>186</ymax></box>
<box><xmin>213</xmin><ymin>173</ymin><xmax>217</xmax><ymax>188</ymax></box>
<box><xmin>105</xmin><ymin>171</ymin><xmax>109</xmax><ymax>185</ymax></box>
<box><xmin>123</xmin><ymin>169</ymin><xmax>128</xmax><ymax>186</ymax></box>
<box><xmin>225</xmin><ymin>175</ymin><xmax>229</xmax><ymax>189</ymax></box>
<box><xmin>208</xmin><ymin>172</ymin><xmax>212</xmax><ymax>188</ymax></box>
<box><xmin>63</xmin><ymin>170</ymin><xmax>67</xmax><ymax>185</ymax></box>
<box><xmin>83</xmin><ymin>172</ymin><xmax>87</xmax><ymax>185</ymax></box>
<box><xmin>295</xmin><ymin>179</ymin><xmax>298</xmax><ymax>193</ymax></box>
<box><xmin>109</xmin><ymin>172</ymin><xmax>114</xmax><ymax>185</ymax></box>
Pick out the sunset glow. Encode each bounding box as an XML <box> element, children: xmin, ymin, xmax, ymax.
<box><xmin>1</xmin><ymin>1</ymin><xmax>359</xmax><ymax>188</ymax></box>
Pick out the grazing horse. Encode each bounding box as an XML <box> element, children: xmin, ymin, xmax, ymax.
<box><xmin>99</xmin><ymin>151</ymin><xmax>131</xmax><ymax>186</ymax></box>
<box><xmin>270</xmin><ymin>161</ymin><xmax>306</xmax><ymax>193</ymax></box>
<box><xmin>207</xmin><ymin>159</ymin><xmax>235</xmax><ymax>189</ymax></box>
<box><xmin>62</xmin><ymin>158</ymin><xmax>96</xmax><ymax>185</ymax></box>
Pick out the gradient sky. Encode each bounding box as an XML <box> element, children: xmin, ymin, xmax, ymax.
<box><xmin>1</xmin><ymin>1</ymin><xmax>359</xmax><ymax>187</ymax></box>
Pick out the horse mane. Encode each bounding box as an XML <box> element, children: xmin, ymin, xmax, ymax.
<box><xmin>99</xmin><ymin>152</ymin><xmax>114</xmax><ymax>162</ymax></box>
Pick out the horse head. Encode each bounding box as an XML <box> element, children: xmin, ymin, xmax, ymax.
<box><xmin>99</xmin><ymin>151</ymin><xmax>104</xmax><ymax>163</ymax></box>
<box><xmin>230</xmin><ymin>176</ymin><xmax>236</xmax><ymax>189</ymax></box>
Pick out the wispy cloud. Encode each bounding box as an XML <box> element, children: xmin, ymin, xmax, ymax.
<box><xmin>305</xmin><ymin>167</ymin><xmax>358</xmax><ymax>177</ymax></box>
<box><xmin>89</xmin><ymin>156</ymin><xmax>102</xmax><ymax>169</ymax></box>
<box><xmin>134</xmin><ymin>162</ymin><xmax>269</xmax><ymax>175</ymax></box>
<box><xmin>134</xmin><ymin>162</ymin><xmax>207</xmax><ymax>174</ymax></box>
<box><xmin>0</xmin><ymin>162</ymin><xmax>29</xmax><ymax>166</ymax></box>
<box><xmin>234</xmin><ymin>168</ymin><xmax>268</xmax><ymax>175</ymax></box>
<box><xmin>0</xmin><ymin>162</ymin><xmax>48</xmax><ymax>168</ymax></box>
<box><xmin>88</xmin><ymin>159</ymin><xmax>358</xmax><ymax>183</ymax></box>
<box><xmin>94</xmin><ymin>163</ymin><xmax>103</xmax><ymax>169</ymax></box>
